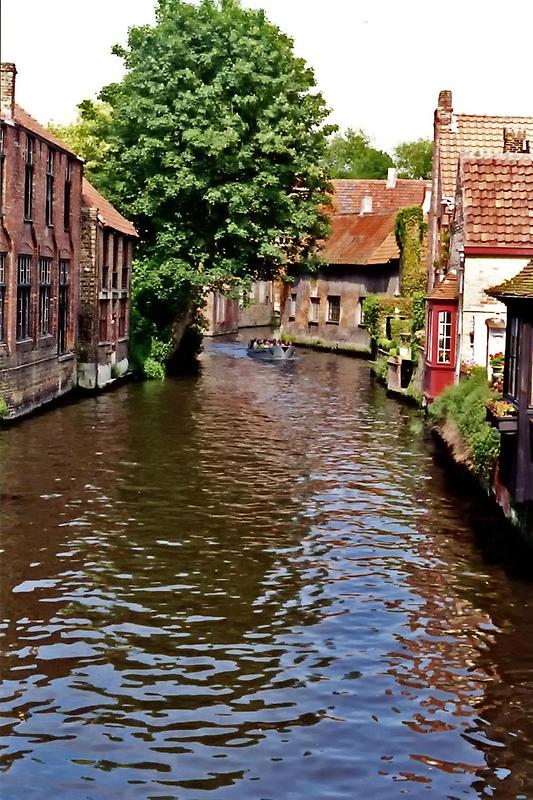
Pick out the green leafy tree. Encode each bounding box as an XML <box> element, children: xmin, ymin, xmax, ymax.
<box><xmin>324</xmin><ymin>128</ymin><xmax>393</xmax><ymax>179</ymax></box>
<box><xmin>49</xmin><ymin>100</ymin><xmax>114</xmax><ymax>190</ymax></box>
<box><xmin>392</xmin><ymin>138</ymin><xmax>433</xmax><ymax>179</ymax></box>
<box><xmin>95</xmin><ymin>0</ymin><xmax>334</xmax><ymax>369</ymax></box>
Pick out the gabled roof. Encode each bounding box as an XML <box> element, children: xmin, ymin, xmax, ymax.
<box><xmin>487</xmin><ymin>260</ymin><xmax>533</xmax><ymax>299</ymax></box>
<box><xmin>82</xmin><ymin>178</ymin><xmax>138</xmax><ymax>238</ymax></box>
<box><xmin>440</xmin><ymin>113</ymin><xmax>533</xmax><ymax>197</ymax></box>
<box><xmin>426</xmin><ymin>271</ymin><xmax>458</xmax><ymax>301</ymax></box>
<box><xmin>12</xmin><ymin>104</ymin><xmax>83</xmax><ymax>159</ymax></box>
<box><xmin>331</xmin><ymin>179</ymin><xmax>429</xmax><ymax>215</ymax></box>
<box><xmin>322</xmin><ymin>211</ymin><xmax>399</xmax><ymax>266</ymax></box>
<box><xmin>461</xmin><ymin>155</ymin><xmax>533</xmax><ymax>250</ymax></box>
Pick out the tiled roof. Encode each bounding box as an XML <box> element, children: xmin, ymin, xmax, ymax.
<box><xmin>82</xmin><ymin>178</ymin><xmax>138</xmax><ymax>238</ymax></box>
<box><xmin>440</xmin><ymin>113</ymin><xmax>533</xmax><ymax>197</ymax></box>
<box><xmin>487</xmin><ymin>260</ymin><xmax>533</xmax><ymax>298</ymax></box>
<box><xmin>331</xmin><ymin>178</ymin><xmax>429</xmax><ymax>215</ymax></box>
<box><xmin>426</xmin><ymin>272</ymin><xmax>458</xmax><ymax>300</ymax></box>
<box><xmin>321</xmin><ymin>211</ymin><xmax>399</xmax><ymax>266</ymax></box>
<box><xmin>12</xmin><ymin>104</ymin><xmax>82</xmax><ymax>159</ymax></box>
<box><xmin>461</xmin><ymin>155</ymin><xmax>533</xmax><ymax>249</ymax></box>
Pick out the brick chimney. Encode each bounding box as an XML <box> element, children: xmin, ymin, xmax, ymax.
<box><xmin>360</xmin><ymin>195</ymin><xmax>373</xmax><ymax>214</ymax></box>
<box><xmin>503</xmin><ymin>128</ymin><xmax>530</xmax><ymax>153</ymax></box>
<box><xmin>386</xmin><ymin>167</ymin><xmax>398</xmax><ymax>189</ymax></box>
<box><xmin>436</xmin><ymin>89</ymin><xmax>453</xmax><ymax>128</ymax></box>
<box><xmin>0</xmin><ymin>63</ymin><xmax>16</xmax><ymax>120</ymax></box>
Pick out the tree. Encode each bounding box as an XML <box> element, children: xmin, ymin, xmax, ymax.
<box><xmin>49</xmin><ymin>100</ymin><xmax>114</xmax><ymax>191</ymax></box>
<box><xmin>95</xmin><ymin>0</ymin><xmax>334</xmax><ymax>367</ymax></box>
<box><xmin>392</xmin><ymin>138</ymin><xmax>433</xmax><ymax>180</ymax></box>
<box><xmin>324</xmin><ymin>128</ymin><xmax>393</xmax><ymax>179</ymax></box>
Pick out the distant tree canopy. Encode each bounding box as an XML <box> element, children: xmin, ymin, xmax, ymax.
<box><xmin>392</xmin><ymin>138</ymin><xmax>433</xmax><ymax>180</ymax></box>
<box><xmin>49</xmin><ymin>100</ymin><xmax>113</xmax><ymax>190</ymax></box>
<box><xmin>324</xmin><ymin>128</ymin><xmax>393</xmax><ymax>179</ymax></box>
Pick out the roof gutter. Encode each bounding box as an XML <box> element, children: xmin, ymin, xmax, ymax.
<box><xmin>465</xmin><ymin>246</ymin><xmax>533</xmax><ymax>257</ymax></box>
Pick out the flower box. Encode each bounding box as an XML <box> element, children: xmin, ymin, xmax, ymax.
<box><xmin>486</xmin><ymin>404</ymin><xmax>518</xmax><ymax>434</ymax></box>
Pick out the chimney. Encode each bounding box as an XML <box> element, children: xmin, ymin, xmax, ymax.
<box><xmin>361</xmin><ymin>195</ymin><xmax>373</xmax><ymax>214</ymax></box>
<box><xmin>422</xmin><ymin>187</ymin><xmax>432</xmax><ymax>216</ymax></box>
<box><xmin>386</xmin><ymin>167</ymin><xmax>398</xmax><ymax>189</ymax></box>
<box><xmin>436</xmin><ymin>89</ymin><xmax>453</xmax><ymax>128</ymax></box>
<box><xmin>0</xmin><ymin>63</ymin><xmax>16</xmax><ymax>120</ymax></box>
<box><xmin>503</xmin><ymin>128</ymin><xmax>530</xmax><ymax>153</ymax></box>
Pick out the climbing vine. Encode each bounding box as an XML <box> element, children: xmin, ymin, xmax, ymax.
<box><xmin>395</xmin><ymin>206</ymin><xmax>427</xmax><ymax>297</ymax></box>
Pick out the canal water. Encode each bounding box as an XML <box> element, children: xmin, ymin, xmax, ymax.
<box><xmin>1</xmin><ymin>339</ymin><xmax>533</xmax><ymax>799</ymax></box>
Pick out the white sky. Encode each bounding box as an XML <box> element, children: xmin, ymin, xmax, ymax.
<box><xmin>2</xmin><ymin>0</ymin><xmax>533</xmax><ymax>152</ymax></box>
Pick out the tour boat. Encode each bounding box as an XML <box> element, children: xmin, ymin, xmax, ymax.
<box><xmin>246</xmin><ymin>342</ymin><xmax>296</xmax><ymax>361</ymax></box>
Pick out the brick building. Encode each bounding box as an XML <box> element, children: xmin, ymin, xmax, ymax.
<box><xmin>281</xmin><ymin>173</ymin><xmax>430</xmax><ymax>352</ymax></box>
<box><xmin>77</xmin><ymin>179</ymin><xmax>137</xmax><ymax>389</ymax></box>
<box><xmin>0</xmin><ymin>63</ymin><xmax>83</xmax><ymax>418</ymax></box>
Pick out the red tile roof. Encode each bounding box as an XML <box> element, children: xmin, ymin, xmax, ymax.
<box><xmin>82</xmin><ymin>178</ymin><xmax>138</xmax><ymax>238</ymax></box>
<box><xmin>12</xmin><ymin>104</ymin><xmax>82</xmax><ymax>159</ymax></box>
<box><xmin>440</xmin><ymin>114</ymin><xmax>533</xmax><ymax>197</ymax></box>
<box><xmin>321</xmin><ymin>211</ymin><xmax>399</xmax><ymax>265</ymax></box>
<box><xmin>461</xmin><ymin>155</ymin><xmax>533</xmax><ymax>249</ymax></box>
<box><xmin>331</xmin><ymin>178</ymin><xmax>429</xmax><ymax>215</ymax></box>
<box><xmin>487</xmin><ymin>260</ymin><xmax>533</xmax><ymax>298</ymax></box>
<box><xmin>426</xmin><ymin>272</ymin><xmax>458</xmax><ymax>300</ymax></box>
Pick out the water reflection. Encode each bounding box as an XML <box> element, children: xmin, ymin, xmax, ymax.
<box><xmin>0</xmin><ymin>340</ymin><xmax>532</xmax><ymax>798</ymax></box>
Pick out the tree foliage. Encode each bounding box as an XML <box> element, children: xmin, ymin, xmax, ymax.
<box><xmin>96</xmin><ymin>0</ymin><xmax>334</xmax><ymax>346</ymax></box>
<box><xmin>392</xmin><ymin>138</ymin><xmax>433</xmax><ymax>180</ymax></box>
<box><xmin>324</xmin><ymin>128</ymin><xmax>393</xmax><ymax>179</ymax></box>
<box><xmin>49</xmin><ymin>100</ymin><xmax>114</xmax><ymax>190</ymax></box>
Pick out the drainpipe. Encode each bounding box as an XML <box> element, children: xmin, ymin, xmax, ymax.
<box><xmin>454</xmin><ymin>249</ymin><xmax>465</xmax><ymax>385</ymax></box>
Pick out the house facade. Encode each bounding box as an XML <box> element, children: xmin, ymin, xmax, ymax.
<box><xmin>281</xmin><ymin>173</ymin><xmax>430</xmax><ymax>352</ymax></box>
<box><xmin>204</xmin><ymin>280</ymin><xmax>275</xmax><ymax>336</ymax></box>
<box><xmin>0</xmin><ymin>63</ymin><xmax>83</xmax><ymax>418</ymax></box>
<box><xmin>78</xmin><ymin>179</ymin><xmax>138</xmax><ymax>390</ymax></box>
<box><xmin>426</xmin><ymin>89</ymin><xmax>533</xmax><ymax>292</ymax></box>
<box><xmin>424</xmin><ymin>153</ymin><xmax>533</xmax><ymax>400</ymax></box>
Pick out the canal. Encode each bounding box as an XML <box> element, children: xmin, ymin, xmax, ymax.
<box><xmin>1</xmin><ymin>338</ymin><xmax>533</xmax><ymax>799</ymax></box>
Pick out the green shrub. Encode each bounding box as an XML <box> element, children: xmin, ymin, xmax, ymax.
<box><xmin>428</xmin><ymin>369</ymin><xmax>499</xmax><ymax>482</ymax></box>
<box><xmin>143</xmin><ymin>357</ymin><xmax>165</xmax><ymax>380</ymax></box>
<box><xmin>0</xmin><ymin>397</ymin><xmax>7</xmax><ymax>419</ymax></box>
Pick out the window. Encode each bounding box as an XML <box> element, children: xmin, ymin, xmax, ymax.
<box><xmin>38</xmin><ymin>257</ymin><xmax>52</xmax><ymax>335</ymax></box>
<box><xmin>0</xmin><ymin>126</ymin><xmax>5</xmax><ymax>218</ymax></box>
<box><xmin>121</xmin><ymin>239</ymin><xmax>129</xmax><ymax>292</ymax></box>
<box><xmin>0</xmin><ymin>253</ymin><xmax>5</xmax><ymax>342</ymax></box>
<box><xmin>506</xmin><ymin>316</ymin><xmax>520</xmax><ymax>400</ymax></box>
<box><xmin>99</xmin><ymin>299</ymin><xmax>108</xmax><ymax>342</ymax></box>
<box><xmin>45</xmin><ymin>148</ymin><xmax>54</xmax><ymax>226</ymax></box>
<box><xmin>327</xmin><ymin>295</ymin><xmax>341</xmax><ymax>323</ymax></box>
<box><xmin>58</xmin><ymin>259</ymin><xmax>69</xmax><ymax>354</ymax></box>
<box><xmin>112</xmin><ymin>234</ymin><xmax>118</xmax><ymax>289</ymax></box>
<box><xmin>215</xmin><ymin>293</ymin><xmax>225</xmax><ymax>324</ymax></box>
<box><xmin>436</xmin><ymin>310</ymin><xmax>452</xmax><ymax>363</ymax></box>
<box><xmin>102</xmin><ymin>232</ymin><xmax>110</xmax><ymax>288</ymax></box>
<box><xmin>64</xmin><ymin>159</ymin><xmax>72</xmax><ymax>230</ymax></box>
<box><xmin>289</xmin><ymin>292</ymin><xmax>297</xmax><ymax>319</ymax></box>
<box><xmin>309</xmin><ymin>297</ymin><xmax>320</xmax><ymax>323</ymax></box>
<box><xmin>17</xmin><ymin>255</ymin><xmax>32</xmax><ymax>340</ymax></box>
<box><xmin>118</xmin><ymin>298</ymin><xmax>127</xmax><ymax>337</ymax></box>
<box><xmin>24</xmin><ymin>136</ymin><xmax>34</xmax><ymax>220</ymax></box>
<box><xmin>357</xmin><ymin>297</ymin><xmax>366</xmax><ymax>326</ymax></box>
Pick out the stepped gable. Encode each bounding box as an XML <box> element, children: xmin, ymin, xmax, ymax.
<box><xmin>461</xmin><ymin>155</ymin><xmax>533</xmax><ymax>249</ymax></box>
<box><xmin>322</xmin><ymin>211</ymin><xmax>398</xmax><ymax>266</ymax></box>
<box><xmin>487</xmin><ymin>260</ymin><xmax>533</xmax><ymax>299</ymax></box>
<box><xmin>82</xmin><ymin>178</ymin><xmax>138</xmax><ymax>238</ymax></box>
<box><xmin>331</xmin><ymin>179</ymin><xmax>429</xmax><ymax>215</ymax></box>
<box><xmin>440</xmin><ymin>113</ymin><xmax>533</xmax><ymax>198</ymax></box>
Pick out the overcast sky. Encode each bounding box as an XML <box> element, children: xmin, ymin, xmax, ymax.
<box><xmin>2</xmin><ymin>0</ymin><xmax>533</xmax><ymax>152</ymax></box>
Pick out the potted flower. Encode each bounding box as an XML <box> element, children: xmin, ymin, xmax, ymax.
<box><xmin>486</xmin><ymin>397</ymin><xmax>518</xmax><ymax>433</ymax></box>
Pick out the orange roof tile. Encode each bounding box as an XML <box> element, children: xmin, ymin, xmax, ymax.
<box><xmin>487</xmin><ymin>260</ymin><xmax>533</xmax><ymax>298</ymax></box>
<box><xmin>321</xmin><ymin>212</ymin><xmax>399</xmax><ymax>266</ymax></box>
<box><xmin>331</xmin><ymin>178</ymin><xmax>429</xmax><ymax>215</ymax></box>
<box><xmin>12</xmin><ymin>104</ymin><xmax>83</xmax><ymax>159</ymax></box>
<box><xmin>440</xmin><ymin>113</ymin><xmax>533</xmax><ymax>197</ymax></box>
<box><xmin>82</xmin><ymin>178</ymin><xmax>138</xmax><ymax>238</ymax></box>
<box><xmin>426</xmin><ymin>272</ymin><xmax>458</xmax><ymax>300</ymax></box>
<box><xmin>461</xmin><ymin>155</ymin><xmax>533</xmax><ymax>249</ymax></box>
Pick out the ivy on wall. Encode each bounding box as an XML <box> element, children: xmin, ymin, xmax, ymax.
<box><xmin>395</xmin><ymin>206</ymin><xmax>427</xmax><ymax>297</ymax></box>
